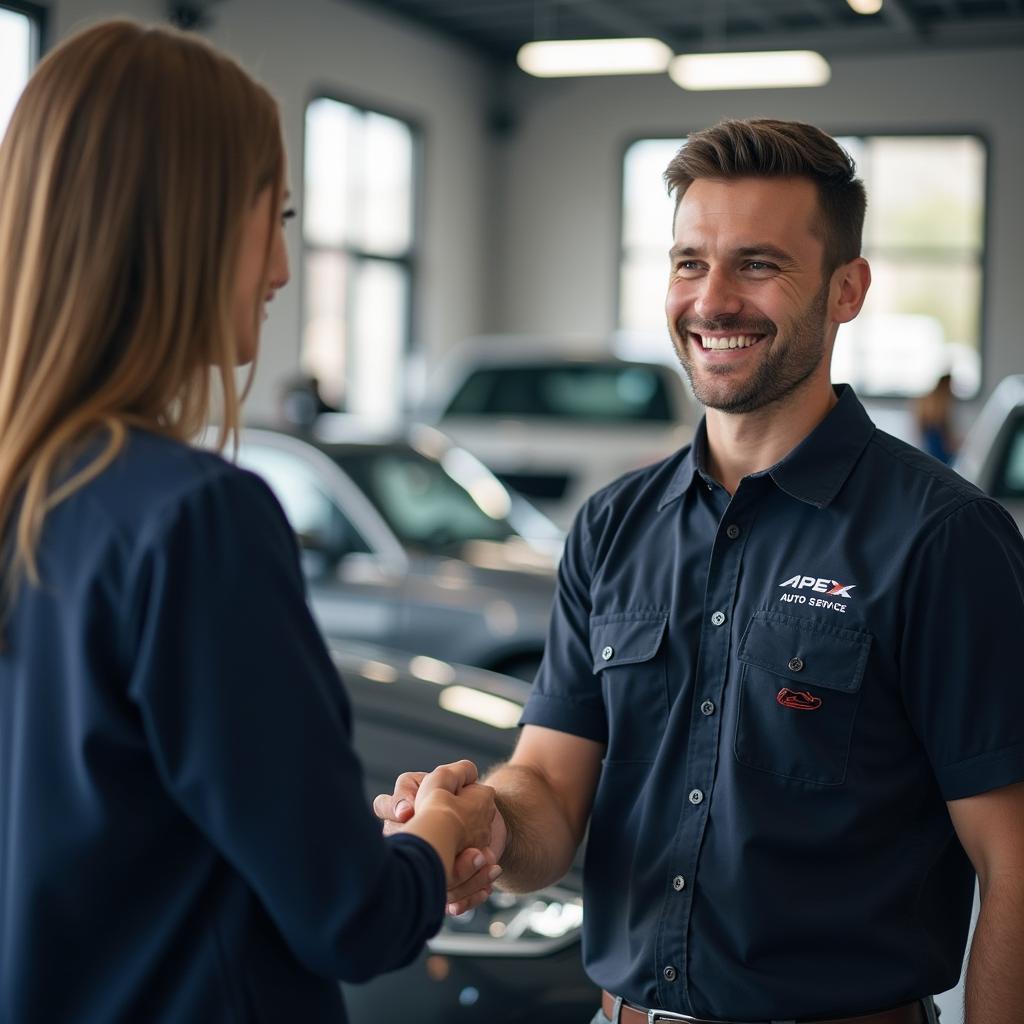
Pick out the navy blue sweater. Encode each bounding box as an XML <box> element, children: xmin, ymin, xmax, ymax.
<box><xmin>0</xmin><ymin>431</ymin><xmax>445</xmax><ymax>1022</ymax></box>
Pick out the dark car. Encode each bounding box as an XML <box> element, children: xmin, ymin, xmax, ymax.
<box><xmin>207</xmin><ymin>423</ymin><xmax>562</xmax><ymax>680</ymax></box>
<box><xmin>329</xmin><ymin>642</ymin><xmax>598</xmax><ymax>1022</ymax></box>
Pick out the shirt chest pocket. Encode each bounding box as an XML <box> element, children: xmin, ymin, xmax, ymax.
<box><xmin>590</xmin><ymin>611</ymin><xmax>669</xmax><ymax>764</ymax></box>
<box><xmin>735</xmin><ymin>611</ymin><xmax>871</xmax><ymax>786</ymax></box>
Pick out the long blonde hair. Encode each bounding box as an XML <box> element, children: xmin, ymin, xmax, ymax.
<box><xmin>0</xmin><ymin>20</ymin><xmax>285</xmax><ymax>614</ymax></box>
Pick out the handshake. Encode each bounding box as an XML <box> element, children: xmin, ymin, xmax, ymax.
<box><xmin>374</xmin><ymin>760</ymin><xmax>508</xmax><ymax>916</ymax></box>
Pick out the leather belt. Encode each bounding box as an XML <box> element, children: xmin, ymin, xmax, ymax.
<box><xmin>601</xmin><ymin>990</ymin><xmax>925</xmax><ymax>1024</ymax></box>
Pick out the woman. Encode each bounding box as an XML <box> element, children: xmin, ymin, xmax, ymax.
<box><xmin>0</xmin><ymin>21</ymin><xmax>493</xmax><ymax>1022</ymax></box>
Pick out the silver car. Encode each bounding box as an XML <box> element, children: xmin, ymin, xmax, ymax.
<box><xmin>217</xmin><ymin>424</ymin><xmax>561</xmax><ymax>679</ymax></box>
<box><xmin>955</xmin><ymin>374</ymin><xmax>1024</xmax><ymax>528</ymax></box>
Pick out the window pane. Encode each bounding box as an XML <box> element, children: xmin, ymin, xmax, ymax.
<box><xmin>861</xmin><ymin>136</ymin><xmax>985</xmax><ymax>250</ymax></box>
<box><xmin>0</xmin><ymin>7</ymin><xmax>32</xmax><ymax>138</ymax></box>
<box><xmin>620</xmin><ymin>251</ymin><xmax>669</xmax><ymax>334</ymax></box>
<box><xmin>359</xmin><ymin>111</ymin><xmax>413</xmax><ymax>256</ymax></box>
<box><xmin>304</xmin><ymin>98</ymin><xmax>356</xmax><ymax>248</ymax></box>
<box><xmin>302</xmin><ymin>250</ymin><xmax>349</xmax><ymax>407</ymax></box>
<box><xmin>622</xmin><ymin>139</ymin><xmax>681</xmax><ymax>250</ymax></box>
<box><xmin>833</xmin><ymin>260</ymin><xmax>982</xmax><ymax>398</ymax></box>
<box><xmin>348</xmin><ymin>259</ymin><xmax>408</xmax><ymax>422</ymax></box>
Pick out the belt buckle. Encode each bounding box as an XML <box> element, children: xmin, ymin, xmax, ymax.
<box><xmin>648</xmin><ymin>1011</ymin><xmax>699</xmax><ymax>1023</ymax></box>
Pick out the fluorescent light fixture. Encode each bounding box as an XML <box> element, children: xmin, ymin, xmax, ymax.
<box><xmin>847</xmin><ymin>0</ymin><xmax>883</xmax><ymax>13</ymax></box>
<box><xmin>669</xmin><ymin>50</ymin><xmax>831</xmax><ymax>91</ymax></box>
<box><xmin>517</xmin><ymin>37</ymin><xmax>672</xmax><ymax>78</ymax></box>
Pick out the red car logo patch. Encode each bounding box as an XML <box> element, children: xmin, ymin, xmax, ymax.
<box><xmin>776</xmin><ymin>687</ymin><xmax>822</xmax><ymax>711</ymax></box>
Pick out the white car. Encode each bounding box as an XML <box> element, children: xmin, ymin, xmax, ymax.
<box><xmin>421</xmin><ymin>338</ymin><xmax>695</xmax><ymax>528</ymax></box>
<box><xmin>954</xmin><ymin>374</ymin><xmax>1024</xmax><ymax>528</ymax></box>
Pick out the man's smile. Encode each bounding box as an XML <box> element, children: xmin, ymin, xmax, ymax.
<box><xmin>689</xmin><ymin>332</ymin><xmax>767</xmax><ymax>352</ymax></box>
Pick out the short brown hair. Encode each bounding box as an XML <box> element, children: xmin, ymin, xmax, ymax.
<box><xmin>664</xmin><ymin>118</ymin><xmax>866</xmax><ymax>273</ymax></box>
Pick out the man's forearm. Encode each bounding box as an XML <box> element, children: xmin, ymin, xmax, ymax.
<box><xmin>486</xmin><ymin>762</ymin><xmax>582</xmax><ymax>893</ymax></box>
<box><xmin>964</xmin><ymin>876</ymin><xmax>1024</xmax><ymax>1023</ymax></box>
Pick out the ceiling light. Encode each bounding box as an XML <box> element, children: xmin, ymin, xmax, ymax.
<box><xmin>669</xmin><ymin>50</ymin><xmax>831</xmax><ymax>91</ymax></box>
<box><xmin>517</xmin><ymin>38</ymin><xmax>672</xmax><ymax>77</ymax></box>
<box><xmin>847</xmin><ymin>0</ymin><xmax>884</xmax><ymax>13</ymax></box>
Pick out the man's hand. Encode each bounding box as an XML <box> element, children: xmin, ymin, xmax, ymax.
<box><xmin>374</xmin><ymin>761</ymin><xmax>508</xmax><ymax>914</ymax></box>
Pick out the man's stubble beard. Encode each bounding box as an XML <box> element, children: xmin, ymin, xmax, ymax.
<box><xmin>672</xmin><ymin>283</ymin><xmax>831</xmax><ymax>415</ymax></box>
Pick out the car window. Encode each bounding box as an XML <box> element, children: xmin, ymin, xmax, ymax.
<box><xmin>335</xmin><ymin>449</ymin><xmax>516</xmax><ymax>550</ymax></box>
<box><xmin>443</xmin><ymin>364</ymin><xmax>674</xmax><ymax>423</ymax></box>
<box><xmin>237</xmin><ymin>444</ymin><xmax>370</xmax><ymax>557</ymax></box>
<box><xmin>994</xmin><ymin>414</ymin><xmax>1024</xmax><ymax>499</ymax></box>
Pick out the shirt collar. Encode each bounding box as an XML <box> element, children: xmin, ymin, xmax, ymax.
<box><xmin>658</xmin><ymin>384</ymin><xmax>875</xmax><ymax>511</ymax></box>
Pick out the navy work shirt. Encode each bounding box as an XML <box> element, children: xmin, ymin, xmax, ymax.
<box><xmin>522</xmin><ymin>385</ymin><xmax>1024</xmax><ymax>1021</ymax></box>
<box><xmin>0</xmin><ymin>431</ymin><xmax>445</xmax><ymax>1023</ymax></box>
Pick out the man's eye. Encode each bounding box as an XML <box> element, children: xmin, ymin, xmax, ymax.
<box><xmin>281</xmin><ymin>207</ymin><xmax>296</xmax><ymax>225</ymax></box>
<box><xmin>745</xmin><ymin>261</ymin><xmax>775</xmax><ymax>272</ymax></box>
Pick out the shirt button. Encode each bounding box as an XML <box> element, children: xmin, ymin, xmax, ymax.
<box><xmin>688</xmin><ymin>788</ymin><xmax>704</xmax><ymax>805</ymax></box>
<box><xmin>601</xmin><ymin>646</ymin><xmax>614</xmax><ymax>661</ymax></box>
<box><xmin>788</xmin><ymin>657</ymin><xmax>805</xmax><ymax>672</ymax></box>
<box><xmin>726</xmin><ymin>524</ymin><xmax>741</xmax><ymax>539</ymax></box>
<box><xmin>711</xmin><ymin>611</ymin><xmax>726</xmax><ymax>626</ymax></box>
<box><xmin>700</xmin><ymin>700</ymin><xmax>715</xmax><ymax>716</ymax></box>
<box><xmin>663</xmin><ymin>965</ymin><xmax>678</xmax><ymax>982</ymax></box>
<box><xmin>672</xmin><ymin>875</ymin><xmax>686</xmax><ymax>891</ymax></box>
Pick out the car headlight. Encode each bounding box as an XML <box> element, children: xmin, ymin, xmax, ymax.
<box><xmin>427</xmin><ymin>886</ymin><xmax>583</xmax><ymax>957</ymax></box>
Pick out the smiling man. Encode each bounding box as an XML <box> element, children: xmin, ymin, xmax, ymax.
<box><xmin>378</xmin><ymin>120</ymin><xmax>1024</xmax><ymax>1024</ymax></box>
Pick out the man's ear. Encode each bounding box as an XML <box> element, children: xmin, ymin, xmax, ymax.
<box><xmin>829</xmin><ymin>257</ymin><xmax>871</xmax><ymax>325</ymax></box>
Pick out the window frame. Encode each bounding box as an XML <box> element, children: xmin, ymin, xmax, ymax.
<box><xmin>616</xmin><ymin>127</ymin><xmax>992</xmax><ymax>401</ymax></box>
<box><xmin>300</xmin><ymin>87</ymin><xmax>423</xmax><ymax>413</ymax></box>
<box><xmin>0</xmin><ymin>0</ymin><xmax>47</xmax><ymax>55</ymax></box>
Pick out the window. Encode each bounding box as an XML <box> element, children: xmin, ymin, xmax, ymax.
<box><xmin>0</xmin><ymin>3</ymin><xmax>43</xmax><ymax>139</ymax></box>
<box><xmin>302</xmin><ymin>97</ymin><xmax>417</xmax><ymax>423</ymax></box>
<box><xmin>620</xmin><ymin>133</ymin><xmax>987</xmax><ymax>399</ymax></box>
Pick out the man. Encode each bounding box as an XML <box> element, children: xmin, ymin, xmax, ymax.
<box><xmin>376</xmin><ymin>119</ymin><xmax>1024</xmax><ymax>1024</ymax></box>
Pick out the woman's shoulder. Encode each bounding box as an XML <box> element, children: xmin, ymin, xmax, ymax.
<box><xmin>75</xmin><ymin>429</ymin><xmax>279</xmax><ymax>540</ymax></box>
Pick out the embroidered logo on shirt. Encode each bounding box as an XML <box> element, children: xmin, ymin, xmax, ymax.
<box><xmin>777</xmin><ymin>574</ymin><xmax>856</xmax><ymax>613</ymax></box>
<box><xmin>776</xmin><ymin>687</ymin><xmax>822</xmax><ymax>711</ymax></box>
<box><xmin>778</xmin><ymin>575</ymin><xmax>856</xmax><ymax>597</ymax></box>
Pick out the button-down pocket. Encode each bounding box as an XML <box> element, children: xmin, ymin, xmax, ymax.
<box><xmin>735</xmin><ymin>610</ymin><xmax>871</xmax><ymax>785</ymax></box>
<box><xmin>591</xmin><ymin>611</ymin><xmax>669</xmax><ymax>764</ymax></box>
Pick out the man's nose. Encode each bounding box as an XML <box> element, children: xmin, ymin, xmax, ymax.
<box><xmin>693</xmin><ymin>268</ymin><xmax>742</xmax><ymax>321</ymax></box>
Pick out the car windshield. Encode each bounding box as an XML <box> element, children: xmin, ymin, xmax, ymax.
<box><xmin>334</xmin><ymin>447</ymin><xmax>518</xmax><ymax>550</ymax></box>
<box><xmin>995</xmin><ymin>414</ymin><xmax>1024</xmax><ymax>499</ymax></box>
<box><xmin>443</xmin><ymin>363</ymin><xmax>674</xmax><ymax>422</ymax></box>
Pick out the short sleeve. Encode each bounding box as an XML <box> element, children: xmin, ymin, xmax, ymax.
<box><xmin>899</xmin><ymin>497</ymin><xmax>1024</xmax><ymax>801</ymax></box>
<box><xmin>123</xmin><ymin>467</ymin><xmax>445</xmax><ymax>981</ymax></box>
<box><xmin>520</xmin><ymin>507</ymin><xmax>607</xmax><ymax>742</ymax></box>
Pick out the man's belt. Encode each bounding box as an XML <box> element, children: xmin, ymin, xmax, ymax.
<box><xmin>601</xmin><ymin>990</ymin><xmax>926</xmax><ymax>1024</ymax></box>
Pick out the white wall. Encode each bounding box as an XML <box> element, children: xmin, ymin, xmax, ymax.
<box><xmin>52</xmin><ymin>0</ymin><xmax>492</xmax><ymax>421</ymax></box>
<box><xmin>488</xmin><ymin>46</ymin><xmax>1024</xmax><ymax>398</ymax></box>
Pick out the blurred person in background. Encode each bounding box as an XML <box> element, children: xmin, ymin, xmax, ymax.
<box><xmin>915</xmin><ymin>371</ymin><xmax>959</xmax><ymax>464</ymax></box>
<box><xmin>379</xmin><ymin>119</ymin><xmax>1024</xmax><ymax>1024</ymax></box>
<box><xmin>0</xmin><ymin>21</ymin><xmax>493</xmax><ymax>1023</ymax></box>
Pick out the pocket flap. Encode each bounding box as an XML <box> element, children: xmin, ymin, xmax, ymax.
<box><xmin>737</xmin><ymin>611</ymin><xmax>871</xmax><ymax>693</ymax></box>
<box><xmin>590</xmin><ymin>613</ymin><xmax>668</xmax><ymax>673</ymax></box>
